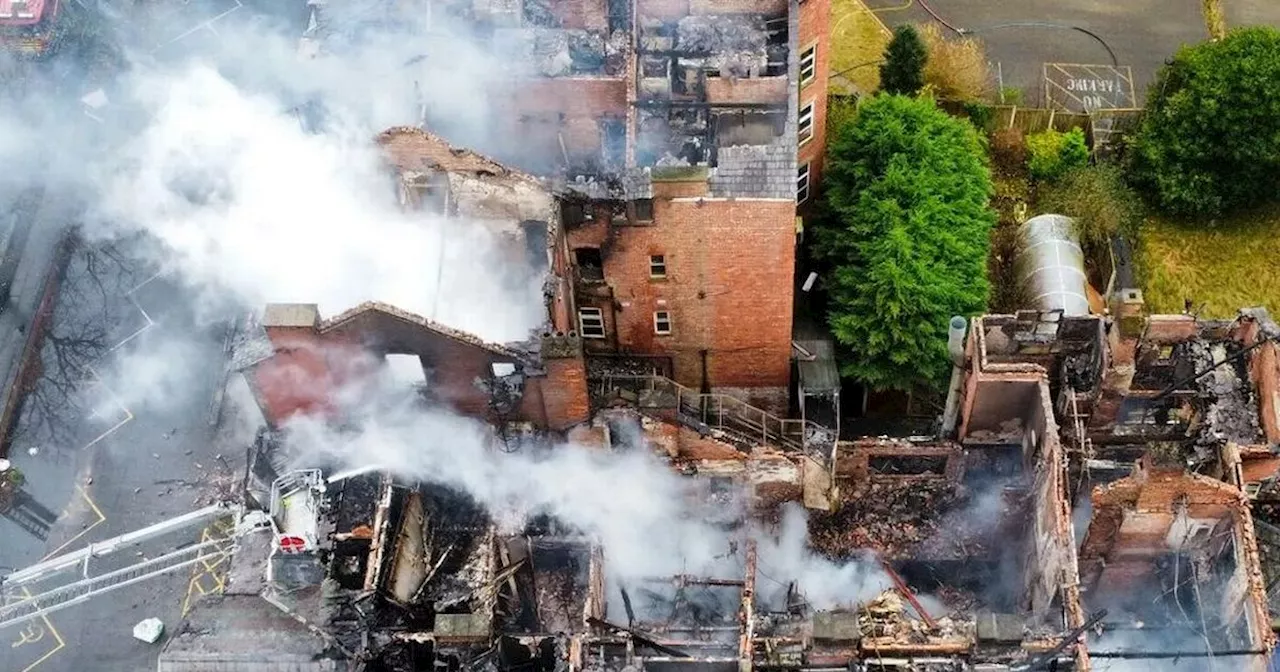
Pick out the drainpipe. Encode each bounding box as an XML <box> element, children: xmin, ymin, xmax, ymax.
<box><xmin>940</xmin><ymin>316</ymin><xmax>968</xmax><ymax>437</ymax></box>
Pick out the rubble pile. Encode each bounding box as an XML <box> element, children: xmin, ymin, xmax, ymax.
<box><xmin>1191</xmin><ymin>340</ymin><xmax>1263</xmax><ymax>457</ymax></box>
<box><xmin>858</xmin><ymin>591</ymin><xmax>973</xmax><ymax>643</ymax></box>
<box><xmin>534</xmin><ymin>567</ymin><xmax>585</xmax><ymax>634</ymax></box>
<box><xmin>809</xmin><ymin>481</ymin><xmax>961</xmax><ymax>559</ymax></box>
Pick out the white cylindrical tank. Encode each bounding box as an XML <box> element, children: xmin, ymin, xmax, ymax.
<box><xmin>947</xmin><ymin>316</ymin><xmax>967</xmax><ymax>365</ymax></box>
<box><xmin>1016</xmin><ymin>214</ymin><xmax>1089</xmax><ymax>316</ymax></box>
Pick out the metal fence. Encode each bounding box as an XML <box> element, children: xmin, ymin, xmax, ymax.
<box><xmin>593</xmin><ymin>374</ymin><xmax>837</xmax><ymax>468</ymax></box>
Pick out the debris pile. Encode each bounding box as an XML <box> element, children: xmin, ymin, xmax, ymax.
<box><xmin>858</xmin><ymin>591</ymin><xmax>973</xmax><ymax>643</ymax></box>
<box><xmin>935</xmin><ymin>585</ymin><xmax>980</xmax><ymax>619</ymax></box>
<box><xmin>1191</xmin><ymin>340</ymin><xmax>1263</xmax><ymax>457</ymax></box>
<box><xmin>809</xmin><ymin>481</ymin><xmax>961</xmax><ymax>560</ymax></box>
<box><xmin>534</xmin><ymin>565</ymin><xmax>586</xmax><ymax>634</ymax></box>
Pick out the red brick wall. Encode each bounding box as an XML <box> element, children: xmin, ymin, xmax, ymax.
<box><xmin>252</xmin><ymin>327</ymin><xmax>355</xmax><ymax>425</ymax></box>
<box><xmin>492</xmin><ymin>78</ymin><xmax>628</xmax><ymax>161</ymax></box>
<box><xmin>652</xmin><ymin>179</ymin><xmax>710</xmax><ymax>199</ymax></box>
<box><xmin>798</xmin><ymin>0</ymin><xmax>832</xmax><ymax>198</ymax></box>
<box><xmin>252</xmin><ymin>317</ymin><xmax>553</xmax><ymax>427</ymax></box>
<box><xmin>376</xmin><ymin>127</ymin><xmax>511</xmax><ymax>175</ymax></box>
<box><xmin>1251</xmin><ymin>341</ymin><xmax>1280</xmax><ymax>444</ymax></box>
<box><xmin>545</xmin><ymin>0</ymin><xmax>608</xmax><ymax>30</ymax></box>
<box><xmin>568</xmin><ymin>198</ymin><xmax>795</xmax><ymax>394</ymax></box>
<box><xmin>322</xmin><ymin>316</ymin><xmax>520</xmax><ymax>419</ymax></box>
<box><xmin>540</xmin><ymin>356</ymin><xmax>592</xmax><ymax>430</ymax></box>
<box><xmin>705</xmin><ymin>76</ymin><xmax>789</xmax><ymax>105</ymax></box>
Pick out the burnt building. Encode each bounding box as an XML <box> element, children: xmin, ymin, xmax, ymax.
<box><xmin>944</xmin><ymin>293</ymin><xmax>1280</xmax><ymax>669</ymax></box>
<box><xmin>298</xmin><ymin>0</ymin><xmax>835</xmax><ymax>415</ymax></box>
<box><xmin>238</xmin><ymin>119</ymin><xmax>843</xmax><ymax>463</ymax></box>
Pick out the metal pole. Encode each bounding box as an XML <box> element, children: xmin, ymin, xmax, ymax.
<box><xmin>1023</xmin><ymin>609</ymin><xmax>1108</xmax><ymax>670</ymax></box>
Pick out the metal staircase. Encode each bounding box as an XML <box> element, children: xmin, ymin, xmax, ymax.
<box><xmin>593</xmin><ymin>374</ymin><xmax>837</xmax><ymax>468</ymax></box>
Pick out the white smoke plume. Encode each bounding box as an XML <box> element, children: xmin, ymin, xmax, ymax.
<box><xmin>2</xmin><ymin>3</ymin><xmax>543</xmax><ymax>343</ymax></box>
<box><xmin>283</xmin><ymin>366</ymin><xmax>889</xmax><ymax>611</ymax></box>
<box><xmin>4</xmin><ymin>0</ymin><xmax>890</xmax><ymax>618</ymax></box>
<box><xmin>86</xmin><ymin>63</ymin><xmax>543</xmax><ymax>341</ymax></box>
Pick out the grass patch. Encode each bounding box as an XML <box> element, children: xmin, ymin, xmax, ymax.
<box><xmin>1137</xmin><ymin>205</ymin><xmax>1280</xmax><ymax>317</ymax></box>
<box><xmin>830</xmin><ymin>0</ymin><xmax>891</xmax><ymax>95</ymax></box>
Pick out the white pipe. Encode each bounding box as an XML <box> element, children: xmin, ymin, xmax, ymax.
<box><xmin>947</xmin><ymin>316</ymin><xmax>968</xmax><ymax>366</ymax></box>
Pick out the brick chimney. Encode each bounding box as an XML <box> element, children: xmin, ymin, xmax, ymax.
<box><xmin>249</xmin><ymin>304</ymin><xmax>337</xmax><ymax>426</ymax></box>
<box><xmin>538</xmin><ymin>333</ymin><xmax>590</xmax><ymax>431</ymax></box>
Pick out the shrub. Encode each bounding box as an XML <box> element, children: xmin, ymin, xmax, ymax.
<box><xmin>1128</xmin><ymin>27</ymin><xmax>1280</xmax><ymax>217</ymax></box>
<box><xmin>988</xmin><ymin>223</ymin><xmax>1031</xmax><ymax>313</ymax></box>
<box><xmin>1027</xmin><ymin>128</ymin><xmax>1089</xmax><ymax>181</ymax></box>
<box><xmin>879</xmin><ymin>26</ymin><xmax>927</xmax><ymax>96</ymax></box>
<box><xmin>998</xmin><ymin>86</ymin><xmax>1024</xmax><ymax>105</ymax></box>
<box><xmin>814</xmin><ymin>94</ymin><xmax>995</xmax><ymax>391</ymax></box>
<box><xmin>963</xmin><ymin>101</ymin><xmax>994</xmax><ymax>132</ymax></box>
<box><xmin>918</xmin><ymin>23</ymin><xmax>991</xmax><ymax>102</ymax></box>
<box><xmin>826</xmin><ymin>94</ymin><xmax>859</xmax><ymax>136</ymax></box>
<box><xmin>1039</xmin><ymin>164</ymin><xmax>1143</xmax><ymax>258</ymax></box>
<box><xmin>989</xmin><ymin>128</ymin><xmax>1027</xmax><ymax>177</ymax></box>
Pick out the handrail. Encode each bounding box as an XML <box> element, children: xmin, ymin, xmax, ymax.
<box><xmin>593</xmin><ymin>374</ymin><xmax>836</xmax><ymax>467</ymax></box>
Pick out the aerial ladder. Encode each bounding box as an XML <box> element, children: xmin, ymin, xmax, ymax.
<box><xmin>0</xmin><ymin>465</ymin><xmax>374</xmax><ymax>632</ymax></box>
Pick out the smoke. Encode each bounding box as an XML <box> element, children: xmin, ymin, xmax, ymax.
<box><xmin>3</xmin><ymin>2</ymin><xmax>544</xmax><ymax>343</ymax></box>
<box><xmin>84</xmin><ymin>62</ymin><xmax>542</xmax><ymax>341</ymax></box>
<box><xmin>5</xmin><ymin>0</ymin><xmax>889</xmax><ymax>620</ymax></box>
<box><xmin>282</xmin><ymin>362</ymin><xmax>888</xmax><ymax>611</ymax></box>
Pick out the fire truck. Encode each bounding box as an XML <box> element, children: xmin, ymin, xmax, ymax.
<box><xmin>0</xmin><ymin>0</ymin><xmax>65</xmax><ymax>57</ymax></box>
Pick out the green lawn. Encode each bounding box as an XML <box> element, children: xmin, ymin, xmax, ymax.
<box><xmin>830</xmin><ymin>0</ymin><xmax>891</xmax><ymax>95</ymax></box>
<box><xmin>1137</xmin><ymin>206</ymin><xmax>1280</xmax><ymax>317</ymax></box>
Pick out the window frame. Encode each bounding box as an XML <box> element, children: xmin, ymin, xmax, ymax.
<box><xmin>798</xmin><ymin>100</ymin><xmax>815</xmax><ymax>146</ymax></box>
<box><xmin>649</xmin><ymin>254</ymin><xmax>667</xmax><ymax>278</ymax></box>
<box><xmin>574</xmin><ymin>247</ymin><xmax>605</xmax><ymax>282</ymax></box>
<box><xmin>799</xmin><ymin>44</ymin><xmax>817</xmax><ymax>87</ymax></box>
<box><xmin>796</xmin><ymin>162</ymin><xmax>811</xmax><ymax>204</ymax></box>
<box><xmin>578</xmin><ymin>307</ymin><xmax>606</xmax><ymax>339</ymax></box>
<box><xmin>653</xmin><ymin>310</ymin><xmax>673</xmax><ymax>335</ymax></box>
<box><xmin>630</xmin><ymin>198</ymin><xmax>654</xmax><ymax>223</ymax></box>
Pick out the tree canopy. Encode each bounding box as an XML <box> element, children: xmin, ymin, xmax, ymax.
<box><xmin>814</xmin><ymin>94</ymin><xmax>995</xmax><ymax>391</ymax></box>
<box><xmin>1129</xmin><ymin>26</ymin><xmax>1280</xmax><ymax>218</ymax></box>
<box><xmin>879</xmin><ymin>26</ymin><xmax>926</xmax><ymax>96</ymax></box>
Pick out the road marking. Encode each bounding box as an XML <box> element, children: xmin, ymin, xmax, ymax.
<box><xmin>107</xmin><ymin>271</ymin><xmax>163</xmax><ymax>354</ymax></box>
<box><xmin>155</xmin><ymin>0</ymin><xmax>243</xmax><ymax>51</ymax></box>
<box><xmin>2</xmin><ymin>588</ymin><xmax>64</xmax><ymax>671</ymax></box>
<box><xmin>78</xmin><ymin>367</ymin><xmax>134</xmax><ymax>453</ymax></box>
<box><xmin>40</xmin><ymin>485</ymin><xmax>107</xmax><ymax>562</ymax></box>
<box><xmin>181</xmin><ymin>518</ymin><xmax>235</xmax><ymax>616</ymax></box>
<box><xmin>10</xmin><ymin>622</ymin><xmax>44</xmax><ymax>647</ymax></box>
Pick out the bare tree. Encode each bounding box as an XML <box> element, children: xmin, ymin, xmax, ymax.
<box><xmin>14</xmin><ymin>238</ymin><xmax>153</xmax><ymax>454</ymax></box>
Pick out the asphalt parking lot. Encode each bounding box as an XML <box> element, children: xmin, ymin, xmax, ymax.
<box><xmin>0</xmin><ymin>242</ymin><xmax>245</xmax><ymax>672</ymax></box>
<box><xmin>863</xmin><ymin>0</ymin><xmax>1280</xmax><ymax>105</ymax></box>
